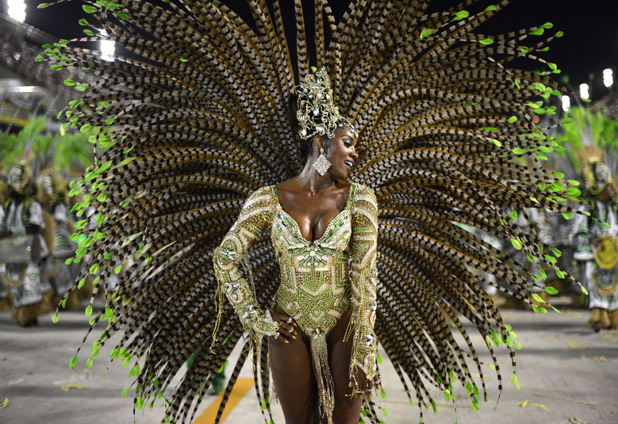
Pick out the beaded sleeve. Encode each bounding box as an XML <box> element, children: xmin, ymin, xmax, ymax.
<box><xmin>213</xmin><ymin>187</ymin><xmax>279</xmax><ymax>338</ymax></box>
<box><xmin>346</xmin><ymin>184</ymin><xmax>379</xmax><ymax>392</ymax></box>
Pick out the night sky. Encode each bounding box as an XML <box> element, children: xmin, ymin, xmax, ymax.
<box><xmin>6</xmin><ymin>0</ymin><xmax>618</xmax><ymax>100</ymax></box>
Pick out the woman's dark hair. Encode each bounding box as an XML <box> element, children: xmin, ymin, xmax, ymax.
<box><xmin>300</xmin><ymin>134</ymin><xmax>331</xmax><ymax>159</ymax></box>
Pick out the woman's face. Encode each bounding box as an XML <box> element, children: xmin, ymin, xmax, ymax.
<box><xmin>324</xmin><ymin>127</ymin><xmax>358</xmax><ymax>180</ymax></box>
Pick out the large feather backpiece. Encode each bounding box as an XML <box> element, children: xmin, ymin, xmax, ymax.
<box><xmin>40</xmin><ymin>0</ymin><xmax>582</xmax><ymax>422</ymax></box>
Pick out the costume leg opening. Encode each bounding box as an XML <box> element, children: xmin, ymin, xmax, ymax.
<box><xmin>270</xmin><ymin>305</ymin><xmax>319</xmax><ymax>424</ymax></box>
<box><xmin>326</xmin><ymin>307</ymin><xmax>363</xmax><ymax>424</ymax></box>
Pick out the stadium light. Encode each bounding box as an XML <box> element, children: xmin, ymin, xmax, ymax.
<box><xmin>561</xmin><ymin>95</ymin><xmax>571</xmax><ymax>112</ymax></box>
<box><xmin>579</xmin><ymin>83</ymin><xmax>590</xmax><ymax>100</ymax></box>
<box><xmin>603</xmin><ymin>69</ymin><xmax>613</xmax><ymax>88</ymax></box>
<box><xmin>7</xmin><ymin>0</ymin><xmax>27</xmax><ymax>23</ymax></box>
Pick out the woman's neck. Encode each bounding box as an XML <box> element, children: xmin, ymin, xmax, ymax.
<box><xmin>297</xmin><ymin>159</ymin><xmax>336</xmax><ymax>194</ymax></box>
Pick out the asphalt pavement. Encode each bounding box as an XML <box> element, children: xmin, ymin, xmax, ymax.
<box><xmin>1</xmin><ymin>299</ymin><xmax>617</xmax><ymax>424</ymax></box>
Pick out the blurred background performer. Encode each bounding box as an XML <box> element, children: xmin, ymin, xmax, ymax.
<box><xmin>0</xmin><ymin>159</ymin><xmax>48</xmax><ymax>327</ymax></box>
<box><xmin>572</xmin><ymin>161</ymin><xmax>618</xmax><ymax>331</ymax></box>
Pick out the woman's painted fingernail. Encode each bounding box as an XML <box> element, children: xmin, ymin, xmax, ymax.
<box><xmin>285</xmin><ymin>340</ymin><xmax>289</xmax><ymax>344</ymax></box>
<box><xmin>292</xmin><ymin>335</ymin><xmax>297</xmax><ymax>339</ymax></box>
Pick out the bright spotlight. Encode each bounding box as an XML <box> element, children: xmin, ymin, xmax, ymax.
<box><xmin>603</xmin><ymin>69</ymin><xmax>613</xmax><ymax>88</ymax></box>
<box><xmin>580</xmin><ymin>83</ymin><xmax>590</xmax><ymax>100</ymax></box>
<box><xmin>100</xmin><ymin>40</ymin><xmax>115</xmax><ymax>62</ymax></box>
<box><xmin>8</xmin><ymin>0</ymin><xmax>27</xmax><ymax>23</ymax></box>
<box><xmin>561</xmin><ymin>95</ymin><xmax>571</xmax><ymax>112</ymax></box>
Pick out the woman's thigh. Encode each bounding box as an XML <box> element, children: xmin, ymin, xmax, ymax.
<box><xmin>270</xmin><ymin>305</ymin><xmax>319</xmax><ymax>424</ymax></box>
<box><xmin>326</xmin><ymin>307</ymin><xmax>364</xmax><ymax>424</ymax></box>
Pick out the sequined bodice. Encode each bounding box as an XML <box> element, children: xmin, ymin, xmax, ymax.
<box><xmin>271</xmin><ymin>185</ymin><xmax>354</xmax><ymax>336</ymax></box>
<box><xmin>213</xmin><ymin>183</ymin><xmax>379</xmax><ymax>395</ymax></box>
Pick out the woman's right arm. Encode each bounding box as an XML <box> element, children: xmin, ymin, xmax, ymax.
<box><xmin>213</xmin><ymin>187</ymin><xmax>279</xmax><ymax>337</ymax></box>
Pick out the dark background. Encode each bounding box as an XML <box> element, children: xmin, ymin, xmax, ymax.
<box><xmin>5</xmin><ymin>0</ymin><xmax>618</xmax><ymax>99</ymax></box>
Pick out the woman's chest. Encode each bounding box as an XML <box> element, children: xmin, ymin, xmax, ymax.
<box><xmin>270</xmin><ymin>206</ymin><xmax>352</xmax><ymax>269</ymax></box>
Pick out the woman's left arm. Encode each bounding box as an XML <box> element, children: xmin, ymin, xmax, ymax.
<box><xmin>347</xmin><ymin>185</ymin><xmax>379</xmax><ymax>393</ymax></box>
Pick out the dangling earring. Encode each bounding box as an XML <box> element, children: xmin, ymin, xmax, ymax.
<box><xmin>312</xmin><ymin>147</ymin><xmax>331</xmax><ymax>176</ymax></box>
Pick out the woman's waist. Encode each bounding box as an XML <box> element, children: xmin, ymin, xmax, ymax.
<box><xmin>275</xmin><ymin>283</ymin><xmax>351</xmax><ymax>334</ymax></box>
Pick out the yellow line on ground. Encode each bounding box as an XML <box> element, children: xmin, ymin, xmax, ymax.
<box><xmin>193</xmin><ymin>378</ymin><xmax>254</xmax><ymax>424</ymax></box>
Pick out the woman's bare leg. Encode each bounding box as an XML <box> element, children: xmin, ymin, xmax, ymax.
<box><xmin>270</xmin><ymin>305</ymin><xmax>319</xmax><ymax>424</ymax></box>
<box><xmin>326</xmin><ymin>307</ymin><xmax>364</xmax><ymax>424</ymax></box>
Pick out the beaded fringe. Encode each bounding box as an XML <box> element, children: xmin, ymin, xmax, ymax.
<box><xmin>311</xmin><ymin>333</ymin><xmax>335</xmax><ymax>424</ymax></box>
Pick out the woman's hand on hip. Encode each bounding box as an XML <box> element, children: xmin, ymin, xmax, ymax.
<box><xmin>270</xmin><ymin>310</ymin><xmax>297</xmax><ymax>343</ymax></box>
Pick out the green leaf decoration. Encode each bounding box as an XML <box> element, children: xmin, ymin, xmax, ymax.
<box><xmin>545</xmin><ymin>286</ymin><xmax>558</xmax><ymax>295</ymax></box>
<box><xmin>69</xmin><ymin>355</ymin><xmax>78</xmax><ymax>369</ymax></box>
<box><xmin>82</xmin><ymin>5</ymin><xmax>99</xmax><ymax>13</ymax></box>
<box><xmin>479</xmin><ymin>38</ymin><xmax>494</xmax><ymax>45</ymax></box>
<box><xmin>50</xmin><ymin>64</ymin><xmax>63</xmax><ymax>71</ymax></box>
<box><xmin>555</xmin><ymin>31</ymin><xmax>564</xmax><ymax>37</ymax></box>
<box><xmin>78</xmin><ymin>18</ymin><xmax>90</xmax><ymax>26</ymax></box>
<box><xmin>75</xmin><ymin>83</ymin><xmax>89</xmax><ymax>91</ymax></box>
<box><xmin>453</xmin><ymin>10</ymin><xmax>469</xmax><ymax>21</ymax></box>
<box><xmin>531</xmin><ymin>28</ymin><xmax>544</xmax><ymax>36</ymax></box>
<box><xmin>519</xmin><ymin>46</ymin><xmax>529</xmax><ymax>53</ymax></box>
<box><xmin>35</xmin><ymin>55</ymin><xmax>44</xmax><ymax>62</ymax></box>
<box><xmin>179</xmin><ymin>58</ymin><xmax>189</xmax><ymax>63</ymax></box>
<box><xmin>420</xmin><ymin>28</ymin><xmax>433</xmax><ymax>39</ymax></box>
<box><xmin>507</xmin><ymin>116</ymin><xmax>517</xmax><ymax>123</ymax></box>
<box><xmin>490</xmin><ymin>138</ymin><xmax>502</xmax><ymax>147</ymax></box>
<box><xmin>84</xmin><ymin>29</ymin><xmax>95</xmax><ymax>36</ymax></box>
<box><xmin>381</xmin><ymin>388</ymin><xmax>387</xmax><ymax>399</ymax></box>
<box><xmin>532</xmin><ymin>305</ymin><xmax>547</xmax><ymax>313</ymax></box>
<box><xmin>485</xmin><ymin>5</ymin><xmax>497</xmax><ymax>12</ymax></box>
<box><xmin>122</xmin><ymin>387</ymin><xmax>130</xmax><ymax>398</ymax></box>
<box><xmin>491</xmin><ymin>330</ymin><xmax>502</xmax><ymax>347</ymax></box>
<box><xmin>510</xmin><ymin>237</ymin><xmax>522</xmax><ymax>250</ymax></box>
<box><xmin>542</xmin><ymin>22</ymin><xmax>554</xmax><ymax>29</ymax></box>
<box><xmin>106</xmin><ymin>117</ymin><xmax>115</xmax><ymax>125</ymax></box>
<box><xmin>52</xmin><ymin>312</ymin><xmax>59</xmax><ymax>323</ymax></box>
<box><xmin>38</xmin><ymin>3</ymin><xmax>50</xmax><ymax>8</ymax></box>
<box><xmin>512</xmin><ymin>147</ymin><xmax>525</xmax><ymax>155</ymax></box>
<box><xmin>117</xmin><ymin>11</ymin><xmax>131</xmax><ymax>20</ymax></box>
<box><xmin>85</xmin><ymin>304</ymin><xmax>93</xmax><ymax>317</ymax></box>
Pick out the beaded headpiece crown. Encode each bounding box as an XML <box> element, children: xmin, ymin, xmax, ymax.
<box><xmin>296</xmin><ymin>68</ymin><xmax>355</xmax><ymax>140</ymax></box>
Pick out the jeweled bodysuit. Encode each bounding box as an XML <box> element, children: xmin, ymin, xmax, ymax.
<box><xmin>213</xmin><ymin>183</ymin><xmax>378</xmax><ymax>422</ymax></box>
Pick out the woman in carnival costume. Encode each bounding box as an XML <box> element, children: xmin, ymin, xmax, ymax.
<box><xmin>0</xmin><ymin>161</ymin><xmax>48</xmax><ymax>327</ymax></box>
<box><xmin>572</xmin><ymin>161</ymin><xmax>618</xmax><ymax>331</ymax></box>
<box><xmin>41</xmin><ymin>0</ymin><xmax>583</xmax><ymax>422</ymax></box>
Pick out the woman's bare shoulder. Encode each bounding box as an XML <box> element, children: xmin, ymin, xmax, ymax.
<box><xmin>275</xmin><ymin>177</ymin><xmax>301</xmax><ymax>193</ymax></box>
